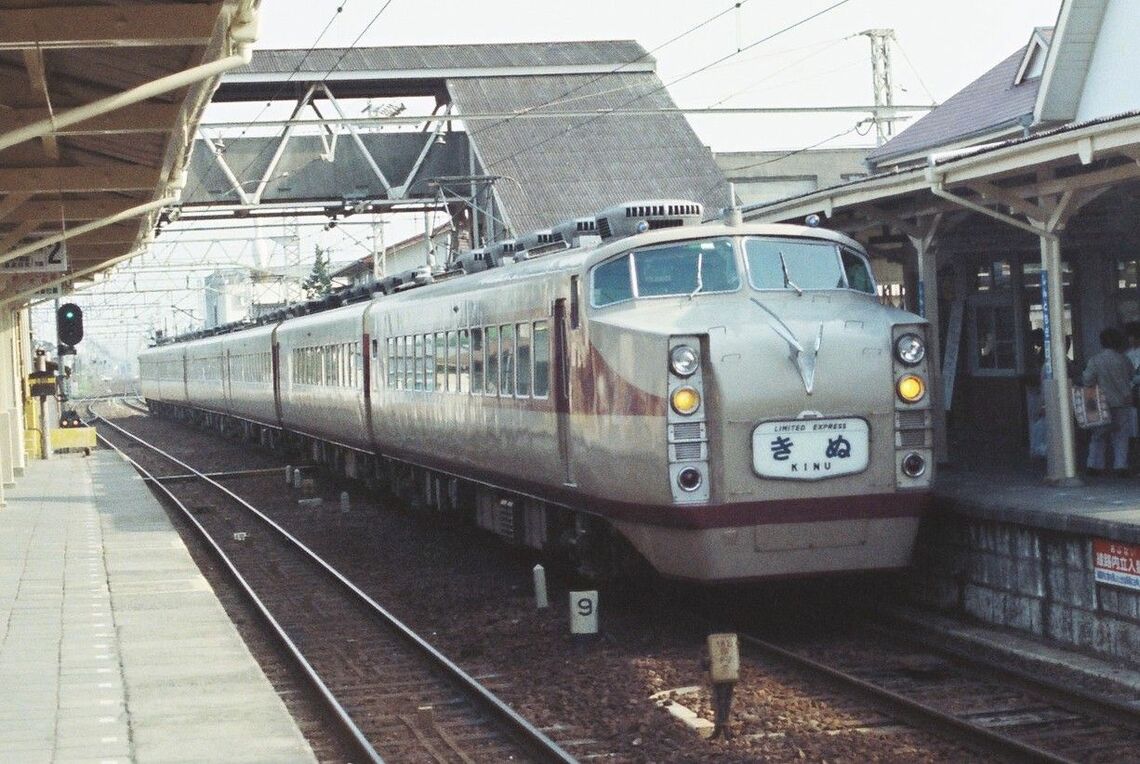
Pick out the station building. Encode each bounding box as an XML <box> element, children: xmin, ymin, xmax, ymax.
<box><xmin>745</xmin><ymin>0</ymin><xmax>1140</xmax><ymax>485</ymax></box>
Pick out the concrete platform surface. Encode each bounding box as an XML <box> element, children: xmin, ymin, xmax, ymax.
<box><xmin>0</xmin><ymin>450</ymin><xmax>316</xmax><ymax>763</ymax></box>
<box><xmin>936</xmin><ymin>461</ymin><xmax>1140</xmax><ymax>543</ymax></box>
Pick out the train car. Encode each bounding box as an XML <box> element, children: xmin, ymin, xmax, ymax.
<box><xmin>223</xmin><ymin>322</ymin><xmax>278</xmax><ymax>428</ymax></box>
<box><xmin>275</xmin><ymin>303</ymin><xmax>372</xmax><ymax>451</ymax></box>
<box><xmin>140</xmin><ymin>200</ymin><xmax>933</xmax><ymax>583</ymax></box>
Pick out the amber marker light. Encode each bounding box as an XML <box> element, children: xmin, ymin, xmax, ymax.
<box><xmin>671</xmin><ymin>386</ymin><xmax>701</xmax><ymax>415</ymax></box>
<box><xmin>896</xmin><ymin>374</ymin><xmax>926</xmax><ymax>403</ymax></box>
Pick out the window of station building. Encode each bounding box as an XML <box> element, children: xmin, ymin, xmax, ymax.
<box><xmin>971</xmin><ymin>303</ymin><xmax>1017</xmax><ymax>371</ymax></box>
<box><xmin>500</xmin><ymin>324</ymin><xmax>515</xmax><ymax>396</ymax></box>
<box><xmin>1116</xmin><ymin>259</ymin><xmax>1140</xmax><ymax>325</ymax></box>
<box><xmin>485</xmin><ymin>326</ymin><xmax>500</xmax><ymax>395</ymax></box>
<box><xmin>471</xmin><ymin>328</ymin><xmax>484</xmax><ymax>394</ymax></box>
<box><xmin>516</xmin><ymin>322</ymin><xmax>532</xmax><ymax>396</ymax></box>
<box><xmin>458</xmin><ymin>329</ymin><xmax>471</xmax><ymax>393</ymax></box>
<box><xmin>975</xmin><ymin>259</ymin><xmax>1013</xmax><ymax>292</ymax></box>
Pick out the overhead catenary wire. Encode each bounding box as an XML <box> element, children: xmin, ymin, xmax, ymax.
<box><xmin>484</xmin><ymin>0</ymin><xmax>858</xmax><ymax>172</ymax></box>
<box><xmin>467</xmin><ymin>0</ymin><xmax>755</xmax><ymax>139</ymax></box>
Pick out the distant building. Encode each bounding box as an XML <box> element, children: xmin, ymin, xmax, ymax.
<box><xmin>332</xmin><ymin>224</ymin><xmax>456</xmax><ymax>288</ymax></box>
<box><xmin>203</xmin><ymin>267</ymin><xmax>305</xmax><ymax>328</ymax></box>
<box><xmin>715</xmin><ymin>149</ymin><xmax>869</xmax><ymax>207</ymax></box>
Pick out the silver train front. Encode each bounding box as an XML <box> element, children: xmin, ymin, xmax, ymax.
<box><xmin>140</xmin><ymin>220</ymin><xmax>933</xmax><ymax>582</ymax></box>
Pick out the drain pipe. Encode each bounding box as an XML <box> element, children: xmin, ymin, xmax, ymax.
<box><xmin>0</xmin><ymin>3</ymin><xmax>259</xmax><ymax>153</ymax></box>
<box><xmin>926</xmin><ymin>165</ymin><xmax>1079</xmax><ymax>486</ymax></box>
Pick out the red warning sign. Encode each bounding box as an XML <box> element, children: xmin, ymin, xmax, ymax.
<box><xmin>1093</xmin><ymin>539</ymin><xmax>1140</xmax><ymax>591</ymax></box>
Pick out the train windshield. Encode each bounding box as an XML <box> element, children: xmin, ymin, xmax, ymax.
<box><xmin>744</xmin><ymin>238</ymin><xmax>875</xmax><ymax>294</ymax></box>
<box><xmin>592</xmin><ymin>238</ymin><xmax>739</xmax><ymax>306</ymax></box>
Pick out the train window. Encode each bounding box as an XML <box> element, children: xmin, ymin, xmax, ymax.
<box><xmin>516</xmin><ymin>322</ymin><xmax>532</xmax><ymax>396</ymax></box>
<box><xmin>632</xmin><ymin>238</ymin><xmax>739</xmax><ymax>297</ymax></box>
<box><xmin>387</xmin><ymin>338</ymin><xmax>397</xmax><ymax>388</ymax></box>
<box><xmin>394</xmin><ymin>337</ymin><xmax>404</xmax><ymax>389</ymax></box>
<box><xmin>471</xmin><ymin>328</ymin><xmax>484</xmax><ymax>394</ymax></box>
<box><xmin>486</xmin><ymin>326</ymin><xmax>500</xmax><ymax>395</ymax></box>
<box><xmin>354</xmin><ymin>342</ymin><xmax>362</xmax><ymax>388</ymax></box>
<box><xmin>592</xmin><ymin>255</ymin><xmax>633</xmax><ymax>306</ymax></box>
<box><xmin>840</xmin><ymin>248</ymin><xmax>876</xmax><ymax>294</ymax></box>
<box><xmin>500</xmin><ymin>324</ymin><xmax>515</xmax><ymax>396</ymax></box>
<box><xmin>458</xmin><ymin>329</ymin><xmax>471</xmax><ymax>393</ymax></box>
<box><xmin>424</xmin><ymin>334</ymin><xmax>435</xmax><ymax>392</ymax></box>
<box><xmin>435</xmin><ymin>331</ymin><xmax>446</xmax><ymax>391</ymax></box>
<box><xmin>402</xmin><ymin>336</ymin><xmax>412</xmax><ymax>389</ymax></box>
<box><xmin>413</xmin><ymin>335</ymin><xmax>424</xmax><ymax>391</ymax></box>
<box><xmin>745</xmin><ymin>238</ymin><xmax>845</xmax><ymax>291</ymax></box>
<box><xmin>446</xmin><ymin>331</ymin><xmax>459</xmax><ymax>392</ymax></box>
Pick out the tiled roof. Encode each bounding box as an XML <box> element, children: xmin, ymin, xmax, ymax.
<box><xmin>867</xmin><ymin>31</ymin><xmax>1053</xmax><ymax>168</ymax></box>
<box><xmin>449</xmin><ymin>72</ymin><xmax>729</xmax><ymax>235</ymax></box>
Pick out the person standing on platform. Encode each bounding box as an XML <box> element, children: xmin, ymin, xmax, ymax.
<box><xmin>1124</xmin><ymin>321</ymin><xmax>1140</xmax><ymax>470</ymax></box>
<box><xmin>1083</xmin><ymin>326</ymin><xmax>1135</xmax><ymax>477</ymax></box>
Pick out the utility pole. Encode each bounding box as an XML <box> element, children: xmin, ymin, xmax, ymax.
<box><xmin>861</xmin><ymin>29</ymin><xmax>896</xmax><ymax>146</ymax></box>
<box><xmin>282</xmin><ymin>215</ymin><xmax>299</xmax><ymax>306</ymax></box>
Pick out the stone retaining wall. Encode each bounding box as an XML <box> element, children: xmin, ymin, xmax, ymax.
<box><xmin>909</xmin><ymin>510</ymin><xmax>1140</xmax><ymax>666</ymax></box>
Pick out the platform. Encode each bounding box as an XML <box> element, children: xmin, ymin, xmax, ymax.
<box><xmin>0</xmin><ymin>449</ymin><xmax>316</xmax><ymax>763</ymax></box>
<box><xmin>918</xmin><ymin>458</ymin><xmax>1140</xmax><ymax>668</ymax></box>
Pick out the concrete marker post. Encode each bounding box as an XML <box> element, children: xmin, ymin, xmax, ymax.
<box><xmin>707</xmin><ymin>633</ymin><xmax>740</xmax><ymax>739</ymax></box>
<box><xmin>533</xmin><ymin>564</ymin><xmax>548</xmax><ymax>609</ymax></box>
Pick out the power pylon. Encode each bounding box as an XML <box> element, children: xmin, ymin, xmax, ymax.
<box><xmin>861</xmin><ymin>29</ymin><xmax>896</xmax><ymax>146</ymax></box>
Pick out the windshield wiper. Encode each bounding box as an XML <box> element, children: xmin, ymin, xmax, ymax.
<box><xmin>778</xmin><ymin>251</ymin><xmax>803</xmax><ymax>296</ymax></box>
<box><xmin>688</xmin><ymin>251</ymin><xmax>704</xmax><ymax>299</ymax></box>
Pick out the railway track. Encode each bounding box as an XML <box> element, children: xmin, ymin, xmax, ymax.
<box><xmin>89</xmin><ymin>403</ymin><xmax>577</xmax><ymax>763</ymax></box>
<box><xmin>724</xmin><ymin>613</ymin><xmax>1140</xmax><ymax>763</ymax></box>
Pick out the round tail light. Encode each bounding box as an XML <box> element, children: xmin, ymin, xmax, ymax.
<box><xmin>677</xmin><ymin>467</ymin><xmax>703</xmax><ymax>492</ymax></box>
<box><xmin>901</xmin><ymin>452</ymin><xmax>926</xmax><ymax>478</ymax></box>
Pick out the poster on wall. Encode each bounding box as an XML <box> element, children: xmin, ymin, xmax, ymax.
<box><xmin>1093</xmin><ymin>539</ymin><xmax>1140</xmax><ymax>591</ymax></box>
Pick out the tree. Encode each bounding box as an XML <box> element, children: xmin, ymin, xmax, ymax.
<box><xmin>302</xmin><ymin>245</ymin><xmax>333</xmax><ymax>299</ymax></box>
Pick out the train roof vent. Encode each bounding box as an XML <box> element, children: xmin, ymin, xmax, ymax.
<box><xmin>487</xmin><ymin>238</ymin><xmax>520</xmax><ymax>265</ymax></box>
<box><xmin>594</xmin><ymin>199</ymin><xmax>704</xmax><ymax>241</ymax></box>
<box><xmin>516</xmin><ymin>228</ymin><xmax>568</xmax><ymax>258</ymax></box>
<box><xmin>552</xmin><ymin>216</ymin><xmax>601</xmax><ymax>248</ymax></box>
<box><xmin>454</xmin><ymin>247</ymin><xmax>491</xmax><ymax>274</ymax></box>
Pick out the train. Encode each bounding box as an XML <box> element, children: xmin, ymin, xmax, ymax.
<box><xmin>139</xmin><ymin>200</ymin><xmax>934</xmax><ymax>583</ymax></box>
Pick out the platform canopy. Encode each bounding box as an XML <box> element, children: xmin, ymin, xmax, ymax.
<box><xmin>0</xmin><ymin>0</ymin><xmax>259</xmax><ymax>309</ymax></box>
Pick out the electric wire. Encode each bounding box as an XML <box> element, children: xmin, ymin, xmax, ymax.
<box><xmin>483</xmin><ymin>0</ymin><xmax>859</xmax><ymax>173</ymax></box>
<box><xmin>467</xmin><ymin>0</ymin><xmax>754</xmax><ymax>139</ymax></box>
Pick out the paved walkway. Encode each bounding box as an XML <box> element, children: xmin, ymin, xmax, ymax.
<box><xmin>0</xmin><ymin>450</ymin><xmax>315</xmax><ymax>763</ymax></box>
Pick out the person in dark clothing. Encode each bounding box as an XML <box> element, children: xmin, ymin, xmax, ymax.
<box><xmin>1083</xmin><ymin>327</ymin><xmax>1135</xmax><ymax>476</ymax></box>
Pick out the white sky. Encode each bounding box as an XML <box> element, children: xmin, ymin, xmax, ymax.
<box><xmin>35</xmin><ymin>0</ymin><xmax>1066</xmax><ymax>368</ymax></box>
<box><xmin>252</xmin><ymin>0</ymin><xmax>1063</xmax><ymax>150</ymax></box>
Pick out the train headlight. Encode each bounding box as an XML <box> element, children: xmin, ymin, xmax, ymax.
<box><xmin>671</xmin><ymin>386</ymin><xmax>701</xmax><ymax>415</ymax></box>
<box><xmin>896</xmin><ymin>374</ymin><xmax>926</xmax><ymax>403</ymax></box>
<box><xmin>894</xmin><ymin>333</ymin><xmax>926</xmax><ymax>366</ymax></box>
<box><xmin>669</xmin><ymin>345</ymin><xmax>699</xmax><ymax>377</ymax></box>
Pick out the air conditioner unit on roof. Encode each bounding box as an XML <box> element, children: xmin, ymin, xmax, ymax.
<box><xmin>594</xmin><ymin>199</ymin><xmax>703</xmax><ymax>241</ymax></box>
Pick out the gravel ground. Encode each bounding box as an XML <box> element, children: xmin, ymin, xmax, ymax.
<box><xmin>104</xmin><ymin>406</ymin><xmax>981</xmax><ymax>762</ymax></box>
